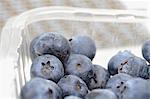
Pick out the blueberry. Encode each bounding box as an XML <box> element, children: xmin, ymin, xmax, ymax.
<box><xmin>30</xmin><ymin>32</ymin><xmax>71</xmax><ymax>62</ymax></box>
<box><xmin>148</xmin><ymin>65</ymin><xmax>150</xmax><ymax>79</ymax></box>
<box><xmin>69</xmin><ymin>35</ymin><xmax>96</xmax><ymax>60</ymax></box>
<box><xmin>106</xmin><ymin>73</ymin><xmax>133</xmax><ymax>97</ymax></box>
<box><xmin>30</xmin><ymin>54</ymin><xmax>64</xmax><ymax>82</ymax></box>
<box><xmin>118</xmin><ymin>56</ymin><xmax>149</xmax><ymax>79</ymax></box>
<box><xmin>64</xmin><ymin>96</ymin><xmax>82</xmax><ymax>99</ymax></box>
<box><xmin>142</xmin><ymin>39</ymin><xmax>150</xmax><ymax>63</ymax></box>
<box><xmin>87</xmin><ymin>65</ymin><xmax>110</xmax><ymax>90</ymax></box>
<box><xmin>30</xmin><ymin>35</ymin><xmax>40</xmax><ymax>60</ymax></box>
<box><xmin>119</xmin><ymin>78</ymin><xmax>150</xmax><ymax>99</ymax></box>
<box><xmin>108</xmin><ymin>50</ymin><xmax>134</xmax><ymax>75</ymax></box>
<box><xmin>57</xmin><ymin>75</ymin><xmax>89</xmax><ymax>98</ymax></box>
<box><xmin>64</xmin><ymin>54</ymin><xmax>93</xmax><ymax>82</ymax></box>
<box><xmin>85</xmin><ymin>89</ymin><xmax>118</xmax><ymax>99</ymax></box>
<box><xmin>21</xmin><ymin>77</ymin><xmax>62</xmax><ymax>99</ymax></box>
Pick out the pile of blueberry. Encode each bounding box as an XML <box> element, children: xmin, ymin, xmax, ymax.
<box><xmin>21</xmin><ymin>32</ymin><xmax>150</xmax><ymax>99</ymax></box>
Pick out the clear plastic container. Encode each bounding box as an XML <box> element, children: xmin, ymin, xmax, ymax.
<box><xmin>0</xmin><ymin>6</ymin><xmax>150</xmax><ymax>99</ymax></box>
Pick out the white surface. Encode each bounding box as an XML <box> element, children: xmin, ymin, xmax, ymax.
<box><xmin>0</xmin><ymin>58</ymin><xmax>16</xmax><ymax>99</ymax></box>
<box><xmin>120</xmin><ymin>0</ymin><xmax>149</xmax><ymax>10</ymax></box>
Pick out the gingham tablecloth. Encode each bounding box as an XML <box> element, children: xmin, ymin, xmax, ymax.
<box><xmin>0</xmin><ymin>0</ymin><xmax>149</xmax><ymax>47</ymax></box>
<box><xmin>0</xmin><ymin>0</ymin><xmax>124</xmax><ymax>31</ymax></box>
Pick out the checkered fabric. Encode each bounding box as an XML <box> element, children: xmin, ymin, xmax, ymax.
<box><xmin>0</xmin><ymin>0</ymin><xmax>149</xmax><ymax>47</ymax></box>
